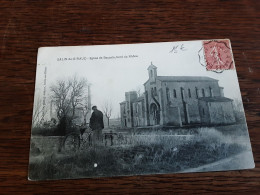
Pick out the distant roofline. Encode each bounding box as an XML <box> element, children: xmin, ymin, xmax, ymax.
<box><xmin>144</xmin><ymin>75</ymin><xmax>218</xmax><ymax>85</ymax></box>
<box><xmin>125</xmin><ymin>91</ymin><xmax>137</xmax><ymax>94</ymax></box>
<box><xmin>198</xmin><ymin>97</ymin><xmax>233</xmax><ymax>102</ymax></box>
<box><xmin>156</xmin><ymin>76</ymin><xmax>218</xmax><ymax>82</ymax></box>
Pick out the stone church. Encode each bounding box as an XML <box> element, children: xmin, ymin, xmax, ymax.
<box><xmin>120</xmin><ymin>63</ymin><xmax>236</xmax><ymax>127</ymax></box>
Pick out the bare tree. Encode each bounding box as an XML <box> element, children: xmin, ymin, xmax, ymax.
<box><xmin>50</xmin><ymin>75</ymin><xmax>89</xmax><ymax>133</ymax></box>
<box><xmin>69</xmin><ymin>75</ymin><xmax>88</xmax><ymax>119</ymax></box>
<box><xmin>135</xmin><ymin>85</ymin><xmax>144</xmax><ymax>97</ymax></box>
<box><xmin>79</xmin><ymin>96</ymin><xmax>90</xmax><ymax>125</ymax></box>
<box><xmin>50</xmin><ymin>79</ymin><xmax>71</xmax><ymax>120</ymax></box>
<box><xmin>102</xmin><ymin>100</ymin><xmax>113</xmax><ymax>126</ymax></box>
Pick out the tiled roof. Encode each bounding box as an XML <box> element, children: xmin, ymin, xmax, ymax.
<box><xmin>199</xmin><ymin>97</ymin><xmax>233</xmax><ymax>102</ymax></box>
<box><xmin>157</xmin><ymin>76</ymin><xmax>218</xmax><ymax>82</ymax></box>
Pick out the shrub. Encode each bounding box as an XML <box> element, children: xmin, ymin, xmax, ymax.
<box><xmin>30</xmin><ymin>142</ymin><xmax>41</xmax><ymax>156</ymax></box>
<box><xmin>31</xmin><ymin>126</ymin><xmax>60</xmax><ymax>136</ymax></box>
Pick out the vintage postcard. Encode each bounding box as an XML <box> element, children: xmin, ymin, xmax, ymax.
<box><xmin>28</xmin><ymin>40</ymin><xmax>255</xmax><ymax>180</ymax></box>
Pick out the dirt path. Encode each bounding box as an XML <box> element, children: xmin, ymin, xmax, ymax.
<box><xmin>180</xmin><ymin>150</ymin><xmax>255</xmax><ymax>173</ymax></box>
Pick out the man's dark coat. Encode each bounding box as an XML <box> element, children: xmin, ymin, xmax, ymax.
<box><xmin>89</xmin><ymin>110</ymin><xmax>104</xmax><ymax>130</ymax></box>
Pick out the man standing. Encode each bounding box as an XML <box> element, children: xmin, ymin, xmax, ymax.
<box><xmin>89</xmin><ymin>106</ymin><xmax>104</xmax><ymax>147</ymax></box>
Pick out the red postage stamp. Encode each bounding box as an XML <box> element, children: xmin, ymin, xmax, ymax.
<box><xmin>203</xmin><ymin>39</ymin><xmax>234</xmax><ymax>72</ymax></box>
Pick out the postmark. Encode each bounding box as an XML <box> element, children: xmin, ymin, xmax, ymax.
<box><xmin>203</xmin><ymin>39</ymin><xmax>234</xmax><ymax>73</ymax></box>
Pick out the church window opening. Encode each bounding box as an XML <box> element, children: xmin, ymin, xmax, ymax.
<box><xmin>138</xmin><ymin>104</ymin><xmax>141</xmax><ymax>116</ymax></box>
<box><xmin>202</xmin><ymin>89</ymin><xmax>205</xmax><ymax>97</ymax></box>
<box><xmin>181</xmin><ymin>87</ymin><xmax>185</xmax><ymax>100</ymax></box>
<box><xmin>195</xmin><ymin>87</ymin><xmax>198</xmax><ymax>98</ymax></box>
<box><xmin>173</xmin><ymin>89</ymin><xmax>177</xmax><ymax>98</ymax></box>
<box><xmin>154</xmin><ymin>87</ymin><xmax>157</xmax><ymax>96</ymax></box>
<box><xmin>209</xmin><ymin>86</ymin><xmax>213</xmax><ymax>97</ymax></box>
<box><xmin>188</xmin><ymin>89</ymin><xmax>191</xmax><ymax>98</ymax></box>
<box><xmin>166</xmin><ymin>87</ymin><xmax>170</xmax><ymax>103</ymax></box>
<box><xmin>202</xmin><ymin>108</ymin><xmax>205</xmax><ymax>115</ymax></box>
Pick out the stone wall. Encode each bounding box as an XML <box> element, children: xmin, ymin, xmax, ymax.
<box><xmin>209</xmin><ymin>102</ymin><xmax>236</xmax><ymax>124</ymax></box>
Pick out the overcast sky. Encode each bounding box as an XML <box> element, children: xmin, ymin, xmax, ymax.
<box><xmin>34</xmin><ymin>40</ymin><xmax>243</xmax><ymax>118</ymax></box>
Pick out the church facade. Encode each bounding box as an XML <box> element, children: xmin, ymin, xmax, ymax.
<box><xmin>120</xmin><ymin>63</ymin><xmax>236</xmax><ymax>127</ymax></box>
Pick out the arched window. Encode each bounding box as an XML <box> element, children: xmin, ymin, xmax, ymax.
<box><xmin>154</xmin><ymin>87</ymin><xmax>157</xmax><ymax>96</ymax></box>
<box><xmin>173</xmin><ymin>89</ymin><xmax>177</xmax><ymax>98</ymax></box>
<box><xmin>188</xmin><ymin>89</ymin><xmax>191</xmax><ymax>98</ymax></box>
<box><xmin>166</xmin><ymin>87</ymin><xmax>170</xmax><ymax>103</ymax></box>
<box><xmin>195</xmin><ymin>87</ymin><xmax>198</xmax><ymax>98</ymax></box>
<box><xmin>209</xmin><ymin>87</ymin><xmax>213</xmax><ymax>97</ymax></box>
<box><xmin>180</xmin><ymin>87</ymin><xmax>185</xmax><ymax>100</ymax></box>
<box><xmin>138</xmin><ymin>104</ymin><xmax>141</xmax><ymax>116</ymax></box>
<box><xmin>202</xmin><ymin>89</ymin><xmax>205</xmax><ymax>97</ymax></box>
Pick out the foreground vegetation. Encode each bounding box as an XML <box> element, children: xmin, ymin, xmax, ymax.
<box><xmin>29</xmin><ymin>125</ymin><xmax>249</xmax><ymax>180</ymax></box>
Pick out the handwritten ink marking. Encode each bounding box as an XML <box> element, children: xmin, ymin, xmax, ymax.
<box><xmin>180</xmin><ymin>44</ymin><xmax>187</xmax><ymax>51</ymax></box>
<box><xmin>169</xmin><ymin>44</ymin><xmax>187</xmax><ymax>53</ymax></box>
<box><xmin>169</xmin><ymin>45</ymin><xmax>178</xmax><ymax>53</ymax></box>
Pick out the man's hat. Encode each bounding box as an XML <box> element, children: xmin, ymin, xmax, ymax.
<box><xmin>92</xmin><ymin>106</ymin><xmax>97</xmax><ymax>110</ymax></box>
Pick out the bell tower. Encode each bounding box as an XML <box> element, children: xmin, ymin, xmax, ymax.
<box><xmin>147</xmin><ymin>62</ymin><xmax>157</xmax><ymax>82</ymax></box>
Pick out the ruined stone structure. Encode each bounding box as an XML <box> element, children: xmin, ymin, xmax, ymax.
<box><xmin>120</xmin><ymin>63</ymin><xmax>236</xmax><ymax>127</ymax></box>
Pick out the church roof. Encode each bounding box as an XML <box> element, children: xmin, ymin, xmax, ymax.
<box><xmin>156</xmin><ymin>76</ymin><xmax>218</xmax><ymax>82</ymax></box>
<box><xmin>147</xmin><ymin>62</ymin><xmax>157</xmax><ymax>70</ymax></box>
<box><xmin>199</xmin><ymin>97</ymin><xmax>233</xmax><ymax>102</ymax></box>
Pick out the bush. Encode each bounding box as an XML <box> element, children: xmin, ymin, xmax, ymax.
<box><xmin>31</xmin><ymin>126</ymin><xmax>60</xmax><ymax>136</ymax></box>
<box><xmin>30</xmin><ymin>142</ymin><xmax>41</xmax><ymax>155</ymax></box>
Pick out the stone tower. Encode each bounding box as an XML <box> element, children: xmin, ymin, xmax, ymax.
<box><xmin>147</xmin><ymin>62</ymin><xmax>157</xmax><ymax>82</ymax></box>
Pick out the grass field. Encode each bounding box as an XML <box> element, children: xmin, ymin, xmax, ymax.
<box><xmin>28</xmin><ymin>123</ymin><xmax>251</xmax><ymax>180</ymax></box>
